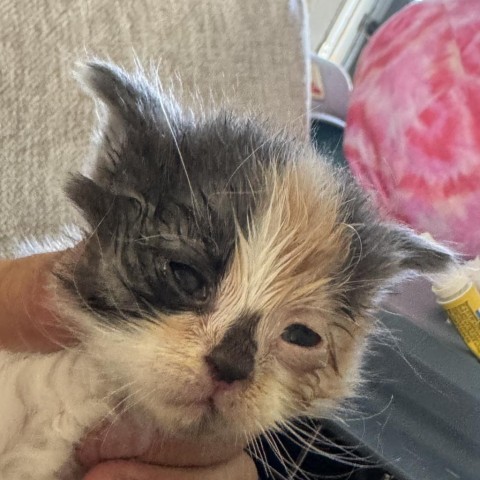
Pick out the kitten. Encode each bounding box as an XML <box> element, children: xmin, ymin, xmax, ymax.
<box><xmin>0</xmin><ymin>61</ymin><xmax>454</xmax><ymax>479</ymax></box>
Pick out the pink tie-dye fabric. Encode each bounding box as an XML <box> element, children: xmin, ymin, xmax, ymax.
<box><xmin>344</xmin><ymin>0</ymin><xmax>480</xmax><ymax>257</ymax></box>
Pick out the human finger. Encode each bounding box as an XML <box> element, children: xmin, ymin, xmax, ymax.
<box><xmin>83</xmin><ymin>453</ymin><xmax>258</xmax><ymax>480</ymax></box>
<box><xmin>0</xmin><ymin>252</ymin><xmax>72</xmax><ymax>352</ymax></box>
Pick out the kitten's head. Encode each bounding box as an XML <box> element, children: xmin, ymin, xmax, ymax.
<box><xmin>56</xmin><ymin>61</ymin><xmax>454</xmax><ymax>441</ymax></box>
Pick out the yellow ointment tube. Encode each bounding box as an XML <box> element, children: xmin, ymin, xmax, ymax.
<box><xmin>432</xmin><ymin>269</ymin><xmax>480</xmax><ymax>360</ymax></box>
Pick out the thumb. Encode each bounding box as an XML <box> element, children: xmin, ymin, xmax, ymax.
<box><xmin>0</xmin><ymin>252</ymin><xmax>73</xmax><ymax>353</ymax></box>
<box><xmin>83</xmin><ymin>453</ymin><xmax>258</xmax><ymax>480</ymax></box>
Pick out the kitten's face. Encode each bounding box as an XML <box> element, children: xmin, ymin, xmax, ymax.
<box><xmin>56</xmin><ymin>62</ymin><xmax>453</xmax><ymax>442</ymax></box>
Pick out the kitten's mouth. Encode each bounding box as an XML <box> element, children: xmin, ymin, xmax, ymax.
<box><xmin>163</xmin><ymin>397</ymin><xmax>231</xmax><ymax>438</ymax></box>
<box><xmin>169</xmin><ymin>393</ymin><xmax>233</xmax><ymax>430</ymax></box>
<box><xmin>140</xmin><ymin>384</ymin><xmax>246</xmax><ymax>437</ymax></box>
<box><xmin>170</xmin><ymin>382</ymin><xmax>237</xmax><ymax>413</ymax></box>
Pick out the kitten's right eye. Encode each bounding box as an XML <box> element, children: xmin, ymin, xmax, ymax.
<box><xmin>169</xmin><ymin>262</ymin><xmax>207</xmax><ymax>300</ymax></box>
<box><xmin>281</xmin><ymin>324</ymin><xmax>322</xmax><ymax>348</ymax></box>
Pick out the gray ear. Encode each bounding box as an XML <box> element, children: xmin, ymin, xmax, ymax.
<box><xmin>75</xmin><ymin>61</ymin><xmax>153</xmax><ymax>118</ymax></box>
<box><xmin>74</xmin><ymin>61</ymin><xmax>170</xmax><ymax>154</ymax></box>
<box><xmin>388</xmin><ymin>226</ymin><xmax>457</xmax><ymax>274</ymax></box>
<box><xmin>73</xmin><ymin>61</ymin><xmax>175</xmax><ymax>191</ymax></box>
<box><xmin>343</xmin><ymin>222</ymin><xmax>457</xmax><ymax>313</ymax></box>
<box><xmin>65</xmin><ymin>173</ymin><xmax>116</xmax><ymax>231</ymax></box>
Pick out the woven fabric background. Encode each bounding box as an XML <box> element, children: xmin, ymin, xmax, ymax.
<box><xmin>0</xmin><ymin>0</ymin><xmax>309</xmax><ymax>257</ymax></box>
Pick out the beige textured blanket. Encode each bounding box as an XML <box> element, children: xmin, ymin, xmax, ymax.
<box><xmin>0</xmin><ymin>0</ymin><xmax>309</xmax><ymax>257</ymax></box>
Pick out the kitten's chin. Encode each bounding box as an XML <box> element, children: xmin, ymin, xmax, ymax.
<box><xmin>143</xmin><ymin>400</ymin><xmax>231</xmax><ymax>439</ymax></box>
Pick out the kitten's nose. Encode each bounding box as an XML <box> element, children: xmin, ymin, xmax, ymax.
<box><xmin>205</xmin><ymin>349</ymin><xmax>254</xmax><ymax>384</ymax></box>
<box><xmin>206</xmin><ymin>312</ymin><xmax>259</xmax><ymax>384</ymax></box>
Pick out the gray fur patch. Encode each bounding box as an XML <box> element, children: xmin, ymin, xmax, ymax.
<box><xmin>61</xmin><ymin>62</ymin><xmax>293</xmax><ymax>318</ymax></box>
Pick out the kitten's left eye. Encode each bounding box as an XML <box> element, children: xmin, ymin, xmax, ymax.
<box><xmin>169</xmin><ymin>262</ymin><xmax>207</xmax><ymax>300</ymax></box>
<box><xmin>281</xmin><ymin>324</ymin><xmax>322</xmax><ymax>348</ymax></box>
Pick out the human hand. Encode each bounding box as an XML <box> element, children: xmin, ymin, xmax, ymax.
<box><xmin>79</xmin><ymin>414</ymin><xmax>257</xmax><ymax>479</ymax></box>
<box><xmin>0</xmin><ymin>252</ymin><xmax>259</xmax><ymax>479</ymax></box>
<box><xmin>0</xmin><ymin>252</ymin><xmax>71</xmax><ymax>352</ymax></box>
<box><xmin>83</xmin><ymin>454</ymin><xmax>256</xmax><ymax>480</ymax></box>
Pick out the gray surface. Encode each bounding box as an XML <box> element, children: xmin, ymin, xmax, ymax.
<box><xmin>334</xmin><ymin>278</ymin><xmax>480</xmax><ymax>480</ymax></box>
